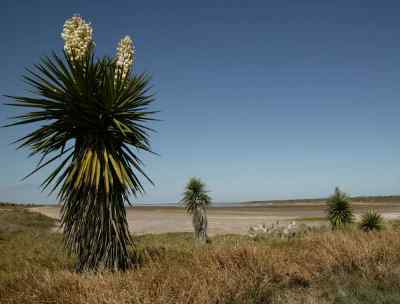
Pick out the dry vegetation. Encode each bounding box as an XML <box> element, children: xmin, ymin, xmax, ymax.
<box><xmin>1</xmin><ymin>206</ymin><xmax>400</xmax><ymax>303</ymax></box>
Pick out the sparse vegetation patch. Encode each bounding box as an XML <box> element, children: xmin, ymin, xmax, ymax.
<box><xmin>2</xmin><ymin>207</ymin><xmax>400</xmax><ymax>303</ymax></box>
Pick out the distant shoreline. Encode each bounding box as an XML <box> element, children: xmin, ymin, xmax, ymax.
<box><xmin>3</xmin><ymin>194</ymin><xmax>400</xmax><ymax>208</ymax></box>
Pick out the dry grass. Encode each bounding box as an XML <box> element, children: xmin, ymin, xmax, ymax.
<box><xmin>1</xmin><ymin>207</ymin><xmax>400</xmax><ymax>303</ymax></box>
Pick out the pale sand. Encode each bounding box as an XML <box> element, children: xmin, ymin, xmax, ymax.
<box><xmin>29</xmin><ymin>200</ymin><xmax>400</xmax><ymax>236</ymax></box>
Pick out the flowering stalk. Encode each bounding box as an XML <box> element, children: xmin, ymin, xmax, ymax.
<box><xmin>61</xmin><ymin>15</ymin><xmax>94</xmax><ymax>61</ymax></box>
<box><xmin>115</xmin><ymin>36</ymin><xmax>135</xmax><ymax>80</ymax></box>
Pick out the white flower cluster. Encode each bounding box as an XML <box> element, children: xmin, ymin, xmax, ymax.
<box><xmin>115</xmin><ymin>36</ymin><xmax>135</xmax><ymax>79</ymax></box>
<box><xmin>61</xmin><ymin>15</ymin><xmax>93</xmax><ymax>61</ymax></box>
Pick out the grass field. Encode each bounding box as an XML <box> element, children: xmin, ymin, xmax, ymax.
<box><xmin>2</xmin><ymin>205</ymin><xmax>400</xmax><ymax>303</ymax></box>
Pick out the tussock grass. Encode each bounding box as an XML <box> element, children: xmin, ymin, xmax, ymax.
<box><xmin>0</xmin><ymin>207</ymin><xmax>55</xmax><ymax>232</ymax></box>
<box><xmin>1</xmin><ymin>208</ymin><xmax>400</xmax><ymax>303</ymax></box>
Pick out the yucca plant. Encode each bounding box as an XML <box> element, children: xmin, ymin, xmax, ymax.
<box><xmin>5</xmin><ymin>16</ymin><xmax>156</xmax><ymax>271</ymax></box>
<box><xmin>326</xmin><ymin>187</ymin><xmax>354</xmax><ymax>229</ymax></box>
<box><xmin>359</xmin><ymin>209</ymin><xmax>384</xmax><ymax>232</ymax></box>
<box><xmin>181</xmin><ymin>177</ymin><xmax>211</xmax><ymax>244</ymax></box>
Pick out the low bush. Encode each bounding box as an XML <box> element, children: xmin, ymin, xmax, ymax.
<box><xmin>359</xmin><ymin>209</ymin><xmax>384</xmax><ymax>232</ymax></box>
<box><xmin>326</xmin><ymin>187</ymin><xmax>354</xmax><ymax>229</ymax></box>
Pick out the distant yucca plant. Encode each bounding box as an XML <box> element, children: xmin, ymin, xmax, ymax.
<box><xmin>181</xmin><ymin>177</ymin><xmax>211</xmax><ymax>244</ymax></box>
<box><xmin>359</xmin><ymin>209</ymin><xmax>384</xmax><ymax>232</ymax></box>
<box><xmin>326</xmin><ymin>187</ymin><xmax>354</xmax><ymax>229</ymax></box>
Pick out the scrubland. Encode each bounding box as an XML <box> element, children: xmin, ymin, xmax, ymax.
<box><xmin>1</xmin><ymin>205</ymin><xmax>400</xmax><ymax>303</ymax></box>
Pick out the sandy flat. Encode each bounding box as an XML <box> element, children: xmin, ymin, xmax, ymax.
<box><xmin>29</xmin><ymin>200</ymin><xmax>400</xmax><ymax>236</ymax></box>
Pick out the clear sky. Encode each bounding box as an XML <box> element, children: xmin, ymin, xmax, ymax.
<box><xmin>1</xmin><ymin>0</ymin><xmax>400</xmax><ymax>204</ymax></box>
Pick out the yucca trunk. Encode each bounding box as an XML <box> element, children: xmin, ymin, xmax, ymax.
<box><xmin>60</xmin><ymin>140</ymin><xmax>134</xmax><ymax>271</ymax></box>
<box><xmin>61</xmin><ymin>186</ymin><xmax>133</xmax><ymax>271</ymax></box>
<box><xmin>192</xmin><ymin>206</ymin><xmax>208</xmax><ymax>244</ymax></box>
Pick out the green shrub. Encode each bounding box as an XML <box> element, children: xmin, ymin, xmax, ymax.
<box><xmin>359</xmin><ymin>209</ymin><xmax>384</xmax><ymax>232</ymax></box>
<box><xmin>326</xmin><ymin>187</ymin><xmax>354</xmax><ymax>229</ymax></box>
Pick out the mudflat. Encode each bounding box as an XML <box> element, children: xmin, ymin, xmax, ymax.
<box><xmin>29</xmin><ymin>197</ymin><xmax>400</xmax><ymax>235</ymax></box>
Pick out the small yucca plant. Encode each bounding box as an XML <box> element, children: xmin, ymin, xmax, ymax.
<box><xmin>326</xmin><ymin>187</ymin><xmax>354</xmax><ymax>229</ymax></box>
<box><xmin>180</xmin><ymin>177</ymin><xmax>211</xmax><ymax>244</ymax></box>
<box><xmin>359</xmin><ymin>209</ymin><xmax>384</xmax><ymax>232</ymax></box>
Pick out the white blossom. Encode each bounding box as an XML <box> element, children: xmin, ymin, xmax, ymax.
<box><xmin>61</xmin><ymin>15</ymin><xmax>93</xmax><ymax>61</ymax></box>
<box><xmin>115</xmin><ymin>36</ymin><xmax>135</xmax><ymax>79</ymax></box>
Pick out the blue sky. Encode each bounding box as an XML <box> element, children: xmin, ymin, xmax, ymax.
<box><xmin>1</xmin><ymin>1</ymin><xmax>400</xmax><ymax>204</ymax></box>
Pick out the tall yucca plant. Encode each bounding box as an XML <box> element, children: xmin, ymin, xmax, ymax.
<box><xmin>326</xmin><ymin>187</ymin><xmax>354</xmax><ymax>229</ymax></box>
<box><xmin>5</xmin><ymin>16</ymin><xmax>155</xmax><ymax>271</ymax></box>
<box><xmin>181</xmin><ymin>177</ymin><xmax>211</xmax><ymax>244</ymax></box>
